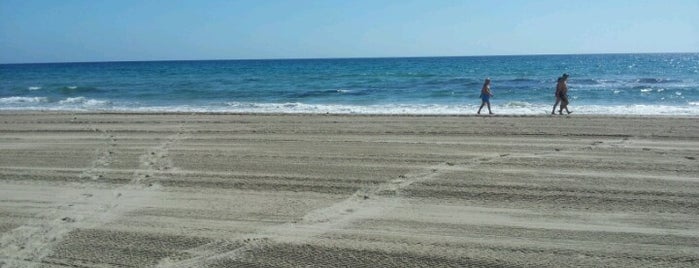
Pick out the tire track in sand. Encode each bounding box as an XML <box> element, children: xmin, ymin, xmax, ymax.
<box><xmin>158</xmin><ymin>155</ymin><xmax>502</xmax><ymax>267</ymax></box>
<box><xmin>0</xmin><ymin>121</ymin><xmax>189</xmax><ymax>268</ymax></box>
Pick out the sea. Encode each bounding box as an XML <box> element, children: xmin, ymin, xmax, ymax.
<box><xmin>1</xmin><ymin>53</ymin><xmax>698</xmax><ymax>115</ymax></box>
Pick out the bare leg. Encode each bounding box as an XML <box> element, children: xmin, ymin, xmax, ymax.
<box><xmin>487</xmin><ymin>102</ymin><xmax>493</xmax><ymax>114</ymax></box>
<box><xmin>477</xmin><ymin>101</ymin><xmax>485</xmax><ymax>114</ymax></box>
<box><xmin>552</xmin><ymin>99</ymin><xmax>560</xmax><ymax>114</ymax></box>
<box><xmin>559</xmin><ymin>103</ymin><xmax>569</xmax><ymax>115</ymax></box>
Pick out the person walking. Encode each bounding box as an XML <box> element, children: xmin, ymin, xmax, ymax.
<box><xmin>557</xmin><ymin>73</ymin><xmax>572</xmax><ymax>115</ymax></box>
<box><xmin>552</xmin><ymin>76</ymin><xmax>563</xmax><ymax>114</ymax></box>
<box><xmin>477</xmin><ymin>78</ymin><xmax>493</xmax><ymax>115</ymax></box>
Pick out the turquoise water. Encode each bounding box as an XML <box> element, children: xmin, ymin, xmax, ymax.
<box><xmin>1</xmin><ymin>53</ymin><xmax>698</xmax><ymax>114</ymax></box>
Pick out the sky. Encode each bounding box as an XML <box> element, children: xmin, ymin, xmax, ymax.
<box><xmin>0</xmin><ymin>0</ymin><xmax>697</xmax><ymax>63</ymax></box>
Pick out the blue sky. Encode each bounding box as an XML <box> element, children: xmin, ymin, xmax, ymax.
<box><xmin>1</xmin><ymin>0</ymin><xmax>697</xmax><ymax>63</ymax></box>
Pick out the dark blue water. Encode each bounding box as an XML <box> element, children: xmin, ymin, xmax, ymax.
<box><xmin>1</xmin><ymin>53</ymin><xmax>698</xmax><ymax>114</ymax></box>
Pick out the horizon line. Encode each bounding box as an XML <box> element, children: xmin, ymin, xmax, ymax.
<box><xmin>2</xmin><ymin>51</ymin><xmax>697</xmax><ymax>65</ymax></box>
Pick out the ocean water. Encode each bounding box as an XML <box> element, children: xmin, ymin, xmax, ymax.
<box><xmin>1</xmin><ymin>53</ymin><xmax>698</xmax><ymax>115</ymax></box>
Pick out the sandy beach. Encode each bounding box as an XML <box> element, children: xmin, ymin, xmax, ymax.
<box><xmin>0</xmin><ymin>112</ymin><xmax>698</xmax><ymax>267</ymax></box>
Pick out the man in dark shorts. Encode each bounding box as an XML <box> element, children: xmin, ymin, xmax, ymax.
<box><xmin>557</xmin><ymin>73</ymin><xmax>572</xmax><ymax>115</ymax></box>
<box><xmin>552</xmin><ymin>77</ymin><xmax>563</xmax><ymax>114</ymax></box>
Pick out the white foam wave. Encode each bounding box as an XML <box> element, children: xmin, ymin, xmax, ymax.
<box><xmin>137</xmin><ymin>102</ymin><xmax>696</xmax><ymax>116</ymax></box>
<box><xmin>574</xmin><ymin>104</ymin><xmax>698</xmax><ymax>115</ymax></box>
<box><xmin>504</xmin><ymin>101</ymin><xmax>532</xmax><ymax>108</ymax></box>
<box><xmin>2</xmin><ymin>100</ymin><xmax>699</xmax><ymax>115</ymax></box>
<box><xmin>222</xmin><ymin>102</ymin><xmax>474</xmax><ymax>114</ymax></box>
<box><xmin>0</xmin><ymin>96</ymin><xmax>49</xmax><ymax>104</ymax></box>
<box><xmin>28</xmin><ymin>86</ymin><xmax>42</xmax><ymax>91</ymax></box>
<box><xmin>58</xmin><ymin>97</ymin><xmax>110</xmax><ymax>106</ymax></box>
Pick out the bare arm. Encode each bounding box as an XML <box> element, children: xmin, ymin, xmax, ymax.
<box><xmin>483</xmin><ymin>86</ymin><xmax>493</xmax><ymax>96</ymax></box>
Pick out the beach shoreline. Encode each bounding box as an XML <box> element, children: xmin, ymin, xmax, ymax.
<box><xmin>1</xmin><ymin>112</ymin><xmax>698</xmax><ymax>267</ymax></box>
<box><xmin>3</xmin><ymin>110</ymin><xmax>699</xmax><ymax>117</ymax></box>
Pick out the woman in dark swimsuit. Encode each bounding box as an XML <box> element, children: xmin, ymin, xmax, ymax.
<box><xmin>477</xmin><ymin>78</ymin><xmax>493</xmax><ymax>115</ymax></box>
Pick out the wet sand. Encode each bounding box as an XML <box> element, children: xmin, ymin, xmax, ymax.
<box><xmin>1</xmin><ymin>112</ymin><xmax>698</xmax><ymax>267</ymax></box>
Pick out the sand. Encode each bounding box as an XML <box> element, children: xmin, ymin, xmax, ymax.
<box><xmin>0</xmin><ymin>112</ymin><xmax>698</xmax><ymax>267</ymax></box>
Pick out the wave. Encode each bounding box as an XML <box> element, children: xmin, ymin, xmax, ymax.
<box><xmin>289</xmin><ymin>89</ymin><xmax>368</xmax><ymax>98</ymax></box>
<box><xmin>636</xmin><ymin>78</ymin><xmax>681</xmax><ymax>84</ymax></box>
<box><xmin>568</xmin><ymin>79</ymin><xmax>623</xmax><ymax>86</ymax></box>
<box><xmin>336</xmin><ymin>89</ymin><xmax>363</xmax><ymax>94</ymax></box>
<box><xmin>28</xmin><ymin>86</ymin><xmax>42</xmax><ymax>91</ymax></box>
<box><xmin>213</xmin><ymin>102</ymin><xmax>699</xmax><ymax>115</ymax></box>
<box><xmin>226</xmin><ymin>102</ymin><xmax>479</xmax><ymax>114</ymax></box>
<box><xmin>572</xmin><ymin>79</ymin><xmax>601</xmax><ymax>85</ymax></box>
<box><xmin>398</xmin><ymin>72</ymin><xmax>437</xmax><ymax>78</ymax></box>
<box><xmin>0</xmin><ymin>96</ymin><xmax>110</xmax><ymax>111</ymax></box>
<box><xmin>507</xmin><ymin>78</ymin><xmax>538</xmax><ymax>83</ymax></box>
<box><xmin>58</xmin><ymin>97</ymin><xmax>111</xmax><ymax>106</ymax></box>
<box><xmin>289</xmin><ymin>90</ymin><xmax>339</xmax><ymax>98</ymax></box>
<box><xmin>57</xmin><ymin>86</ymin><xmax>101</xmax><ymax>94</ymax></box>
<box><xmin>448</xmin><ymin>78</ymin><xmax>479</xmax><ymax>84</ymax></box>
<box><xmin>0</xmin><ymin>96</ymin><xmax>49</xmax><ymax>104</ymax></box>
<box><xmin>504</xmin><ymin>101</ymin><xmax>533</xmax><ymax>108</ymax></box>
<box><xmin>2</xmin><ymin>100</ymin><xmax>698</xmax><ymax>115</ymax></box>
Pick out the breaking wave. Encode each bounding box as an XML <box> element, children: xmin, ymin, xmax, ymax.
<box><xmin>0</xmin><ymin>96</ymin><xmax>49</xmax><ymax>104</ymax></box>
